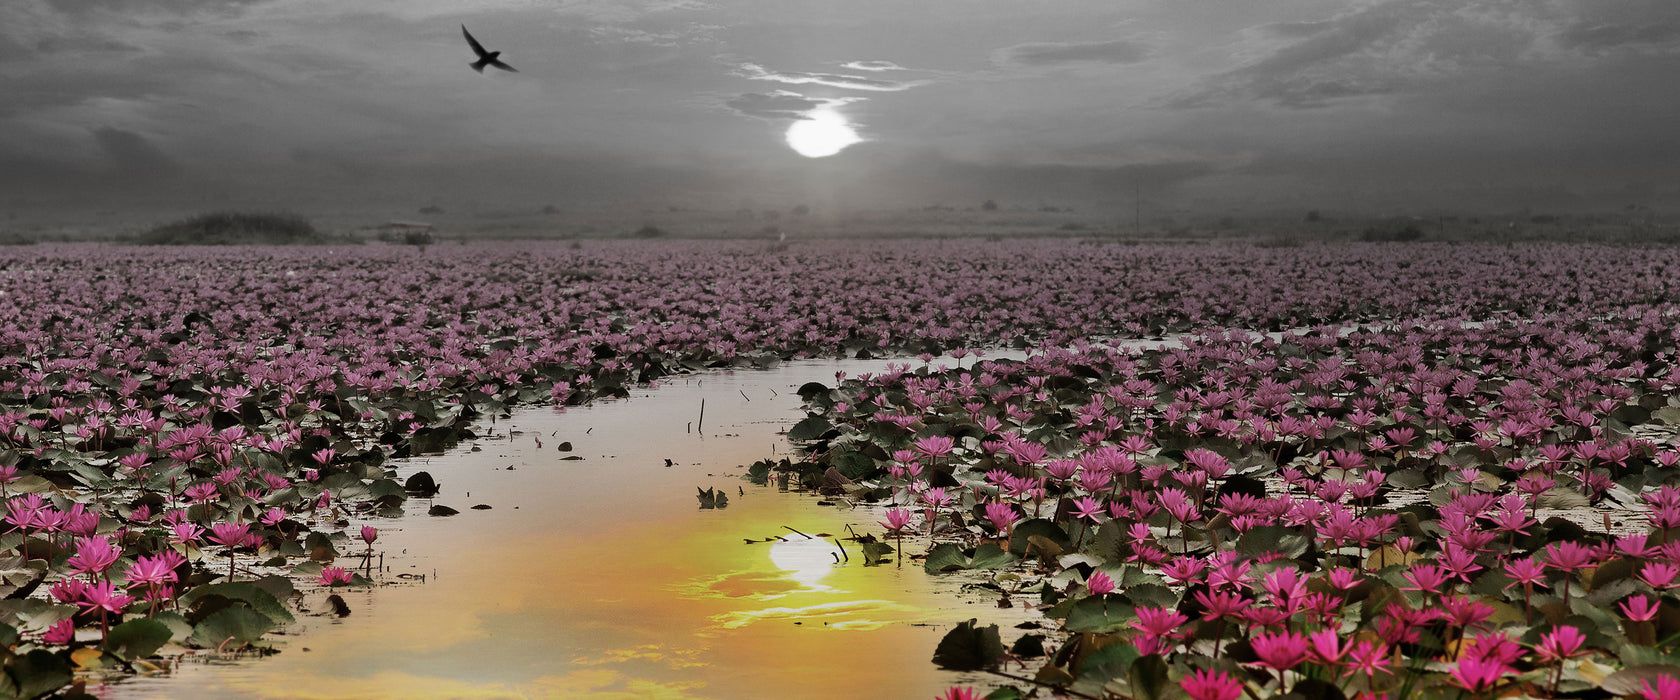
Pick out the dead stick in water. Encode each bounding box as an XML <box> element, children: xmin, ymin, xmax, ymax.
<box><xmin>834</xmin><ymin>537</ymin><xmax>848</xmax><ymax>562</ymax></box>
<box><xmin>783</xmin><ymin>525</ymin><xmax>812</xmax><ymax>539</ymax></box>
<box><xmin>698</xmin><ymin>398</ymin><xmax>705</xmax><ymax>432</ymax></box>
<box><xmin>1604</xmin><ymin>512</ymin><xmax>1613</xmax><ymax>534</ymax></box>
<box><xmin>740</xmin><ymin>389</ymin><xmax>750</xmax><ymax>402</ymax></box>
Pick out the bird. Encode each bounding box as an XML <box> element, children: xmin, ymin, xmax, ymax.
<box><xmin>461</xmin><ymin>24</ymin><xmax>516</xmax><ymax>73</ymax></box>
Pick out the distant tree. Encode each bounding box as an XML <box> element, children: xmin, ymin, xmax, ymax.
<box><xmin>632</xmin><ymin>224</ymin><xmax>669</xmax><ymax>238</ymax></box>
<box><xmin>981</xmin><ymin>199</ymin><xmax>998</xmax><ymax>212</ymax></box>
<box><xmin>1305</xmin><ymin>210</ymin><xmax>1322</xmax><ymax>222</ymax></box>
<box><xmin>419</xmin><ymin>205</ymin><xmax>444</xmax><ymax>215</ymax></box>
<box><xmin>403</xmin><ymin>230</ymin><xmax>433</xmax><ymax>253</ymax></box>
<box><xmin>540</xmin><ymin>205</ymin><xmax>560</xmax><ymax>215</ymax></box>
<box><xmin>790</xmin><ymin>204</ymin><xmax>809</xmax><ymax>217</ymax></box>
<box><xmin>136</xmin><ymin>212</ymin><xmax>334</xmax><ymax>246</ymax></box>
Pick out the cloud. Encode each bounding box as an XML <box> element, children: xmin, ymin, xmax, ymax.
<box><xmin>1169</xmin><ymin>1</ymin><xmax>1554</xmax><ymax>109</ymax></box>
<box><xmin>1555</xmin><ymin>20</ymin><xmax>1680</xmax><ymax>54</ymax></box>
<box><xmin>91</xmin><ymin>126</ymin><xmax>179</xmax><ymax>176</ymax></box>
<box><xmin>995</xmin><ymin>38</ymin><xmax>1152</xmax><ymax>67</ymax></box>
<box><xmin>723</xmin><ymin>91</ymin><xmax>823</xmax><ymax>120</ymax></box>
<box><xmin>731</xmin><ymin>62</ymin><xmax>926</xmax><ymax>92</ymax></box>
<box><xmin>840</xmin><ymin>60</ymin><xmax>905</xmax><ymax>72</ymax></box>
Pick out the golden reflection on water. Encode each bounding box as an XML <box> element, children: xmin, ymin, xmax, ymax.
<box><xmin>103</xmin><ymin>361</ymin><xmax>1023</xmax><ymax>699</ymax></box>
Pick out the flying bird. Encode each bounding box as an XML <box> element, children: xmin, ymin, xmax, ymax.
<box><xmin>461</xmin><ymin>25</ymin><xmax>516</xmax><ymax>73</ymax></box>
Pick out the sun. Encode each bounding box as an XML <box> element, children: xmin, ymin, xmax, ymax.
<box><xmin>784</xmin><ymin>109</ymin><xmax>861</xmax><ymax>158</ymax></box>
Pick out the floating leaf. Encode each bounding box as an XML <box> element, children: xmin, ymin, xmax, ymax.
<box><xmin>1074</xmin><ymin>641</ymin><xmax>1139</xmax><ymax>686</ymax></box>
<box><xmin>1127</xmin><ymin>653</ymin><xmax>1169</xmax><ymax>700</ymax></box>
<box><xmin>105</xmin><ymin>619</ymin><xmax>173</xmax><ymax>661</ymax></box>
<box><xmin>189</xmin><ymin>605</ymin><xmax>275</xmax><ymax>650</ymax></box>
<box><xmin>2</xmin><ymin>649</ymin><xmax>70</xmax><ymax>699</ymax></box>
<box><xmin>179</xmin><ymin>583</ymin><xmax>295</xmax><ymax>626</ymax></box>
<box><xmin>787</xmin><ymin>415</ymin><xmax>833</xmax><ymax>442</ymax></box>
<box><xmin>931</xmin><ymin>619</ymin><xmax>1004</xmax><ymax>671</ymax></box>
<box><xmin>925</xmin><ymin>543</ymin><xmax>1019</xmax><ymax>573</ymax></box>
<box><xmin>1009</xmin><ymin>518</ymin><xmax>1070</xmax><ymax>557</ymax></box>
<box><xmin>1064</xmin><ymin>594</ymin><xmax>1136</xmax><ymax>634</ymax></box>
<box><xmin>1237</xmin><ymin>525</ymin><xmax>1311</xmax><ymax>559</ymax></box>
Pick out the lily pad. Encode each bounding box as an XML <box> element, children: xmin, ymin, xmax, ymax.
<box><xmin>105</xmin><ymin>618</ymin><xmax>174</xmax><ymax>661</ymax></box>
<box><xmin>189</xmin><ymin>605</ymin><xmax>275</xmax><ymax>650</ymax></box>
<box><xmin>931</xmin><ymin>618</ymin><xmax>1004</xmax><ymax>671</ymax></box>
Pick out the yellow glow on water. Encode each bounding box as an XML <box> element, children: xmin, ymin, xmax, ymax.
<box><xmin>105</xmin><ymin>361</ymin><xmax>1040</xmax><ymax>700</ymax></box>
<box><xmin>766</xmin><ymin>535</ymin><xmax>843</xmax><ymax>588</ymax></box>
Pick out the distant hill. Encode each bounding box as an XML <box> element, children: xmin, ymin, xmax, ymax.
<box><xmin>135</xmin><ymin>212</ymin><xmax>343</xmax><ymax>245</ymax></box>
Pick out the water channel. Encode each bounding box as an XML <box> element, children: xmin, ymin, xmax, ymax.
<box><xmin>105</xmin><ymin>357</ymin><xmax>1041</xmax><ymax>699</ymax></box>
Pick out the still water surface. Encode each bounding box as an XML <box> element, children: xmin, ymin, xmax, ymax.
<box><xmin>104</xmin><ymin>358</ymin><xmax>1038</xmax><ymax>699</ymax></box>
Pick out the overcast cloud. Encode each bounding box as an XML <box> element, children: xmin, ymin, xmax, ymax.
<box><xmin>2</xmin><ymin>0</ymin><xmax>1677</xmax><ymax>221</ymax></box>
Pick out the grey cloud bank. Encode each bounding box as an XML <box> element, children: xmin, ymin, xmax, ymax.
<box><xmin>1</xmin><ymin>0</ymin><xmax>1678</xmax><ymax>225</ymax></box>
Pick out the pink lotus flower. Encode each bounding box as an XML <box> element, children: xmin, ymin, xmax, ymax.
<box><xmin>1534</xmin><ymin>625</ymin><xmax>1586</xmax><ymax>662</ymax></box>
<box><xmin>77</xmin><ymin>580</ymin><xmax>137</xmax><ymax>615</ymax></box>
<box><xmin>1621</xmin><ymin>595</ymin><xmax>1659</xmax><ymax>622</ymax></box>
<box><xmin>42</xmin><ymin>619</ymin><xmax>75</xmax><ymax>645</ymax></box>
<box><xmin>206</xmin><ymin>522</ymin><xmax>252</xmax><ymax>548</ymax></box>
<box><xmin>878</xmin><ymin>508</ymin><xmax>913</xmax><ymax>534</ymax></box>
<box><xmin>1085</xmin><ymin>570</ymin><xmax>1115</xmax><ymax>596</ymax></box>
<box><xmin>1641</xmin><ymin>674</ymin><xmax>1680</xmax><ymax>700</ymax></box>
<box><xmin>1447</xmin><ymin>657</ymin><xmax>1510</xmax><ymax>692</ymax></box>
<box><xmin>318</xmin><ymin>566</ymin><xmax>355</xmax><ymax>586</ymax></box>
<box><xmin>1181</xmin><ymin>669</ymin><xmax>1242</xmax><ymax>700</ymax></box>
<box><xmin>66</xmin><ymin>536</ymin><xmax>122</xmax><ymax>577</ymax></box>
<box><xmin>1250</xmin><ymin>630</ymin><xmax>1311</xmax><ymax>671</ymax></box>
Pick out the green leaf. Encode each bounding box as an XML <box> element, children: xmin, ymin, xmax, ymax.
<box><xmin>832</xmin><ymin>451</ymin><xmax>876</xmax><ymax>480</ymax></box>
<box><xmin>924</xmin><ymin>543</ymin><xmax>1020</xmax><ymax>573</ymax></box>
<box><xmin>178</xmin><ymin>583</ymin><xmax>295</xmax><ymax>626</ymax></box>
<box><xmin>861</xmin><ymin>541</ymin><xmax>894</xmax><ymax>567</ymax></box>
<box><xmin>251</xmin><ymin>575</ymin><xmax>295</xmax><ymax>602</ymax></box>
<box><xmin>1064</xmin><ymin>594</ymin><xmax>1136</xmax><ymax>633</ymax></box>
<box><xmin>969</xmin><ymin>543</ymin><xmax>1018</xmax><ymax>569</ymax></box>
<box><xmin>189</xmin><ymin>605</ymin><xmax>274</xmax><ymax>649</ymax></box>
<box><xmin>1009</xmin><ymin>518</ymin><xmax>1070</xmax><ymax>557</ymax></box>
<box><xmin>1075</xmin><ymin>642</ymin><xmax>1139</xmax><ymax>685</ymax></box>
<box><xmin>152</xmin><ymin>611</ymin><xmax>194</xmax><ymax>642</ymax></box>
<box><xmin>1602</xmin><ymin>665</ymin><xmax>1680</xmax><ymax>695</ymax></box>
<box><xmin>0</xmin><ymin>599</ymin><xmax>74</xmax><ymax>631</ymax></box>
<box><xmin>931</xmin><ymin>619</ymin><xmax>1004</xmax><ymax>671</ymax></box>
<box><xmin>787</xmin><ymin>415</ymin><xmax>833</xmax><ymax>442</ymax></box>
<box><xmin>5</xmin><ymin>649</ymin><xmax>70</xmax><ymax>700</ymax></box>
<box><xmin>1128</xmin><ymin>653</ymin><xmax>1169</xmax><ymax>700</ymax></box>
<box><xmin>0</xmin><ymin>555</ymin><xmax>45</xmax><ymax>600</ymax></box>
<box><xmin>1010</xmin><ymin>634</ymin><xmax>1046</xmax><ymax>659</ymax></box>
<box><xmin>1653</xmin><ymin>406</ymin><xmax>1680</xmax><ymax>425</ymax></box>
<box><xmin>1238</xmin><ymin>525</ymin><xmax>1311</xmax><ymax>559</ymax></box>
<box><xmin>924</xmin><ymin>543</ymin><xmax>970</xmax><ymax>574</ymax></box>
<box><xmin>105</xmin><ymin>618</ymin><xmax>173</xmax><ymax>661</ymax></box>
<box><xmin>1123</xmin><ymin>583</ymin><xmax>1180</xmax><ymax>610</ymax></box>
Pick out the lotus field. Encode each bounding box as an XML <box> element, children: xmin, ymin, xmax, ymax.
<box><xmin>0</xmin><ymin>240</ymin><xmax>1679</xmax><ymax>699</ymax></box>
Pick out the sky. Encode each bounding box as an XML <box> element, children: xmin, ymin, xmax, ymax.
<box><xmin>3</xmin><ymin>0</ymin><xmax>1678</xmax><ymax>222</ymax></box>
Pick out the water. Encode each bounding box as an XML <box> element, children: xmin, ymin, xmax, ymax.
<box><xmin>100</xmin><ymin>357</ymin><xmax>1038</xmax><ymax>699</ymax></box>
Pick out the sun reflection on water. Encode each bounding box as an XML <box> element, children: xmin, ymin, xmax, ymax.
<box><xmin>766</xmin><ymin>536</ymin><xmax>843</xmax><ymax>588</ymax></box>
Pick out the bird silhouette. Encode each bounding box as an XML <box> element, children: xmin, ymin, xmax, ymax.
<box><xmin>461</xmin><ymin>25</ymin><xmax>516</xmax><ymax>73</ymax></box>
